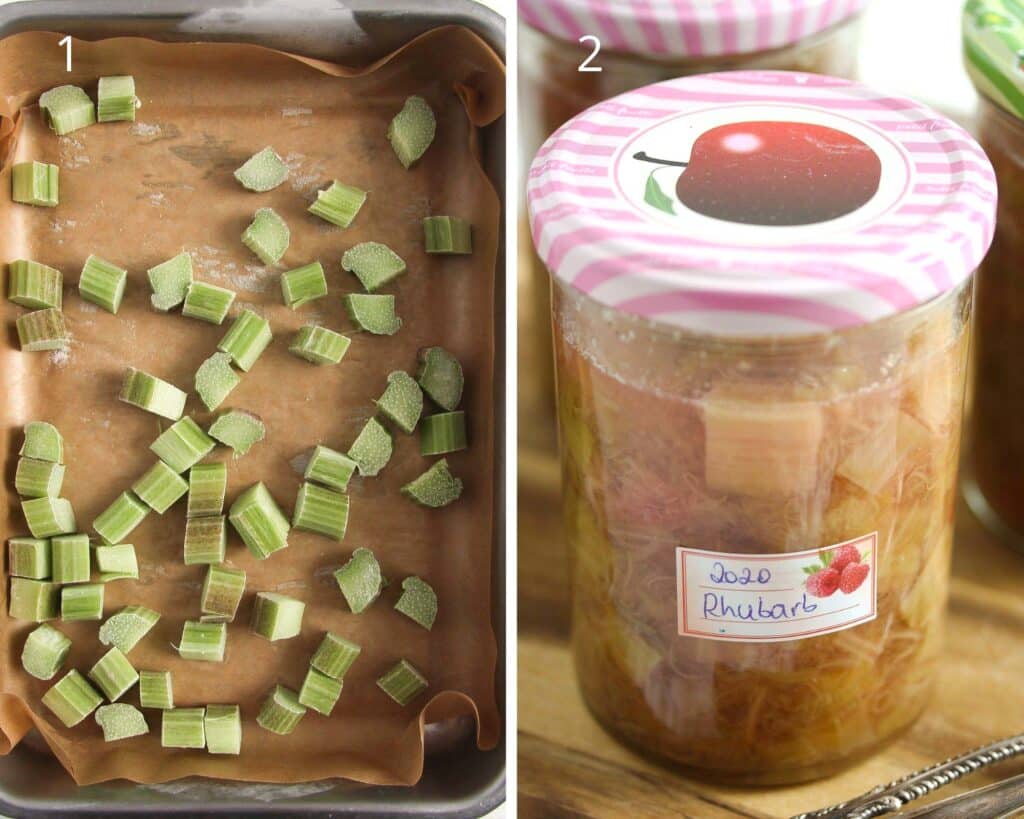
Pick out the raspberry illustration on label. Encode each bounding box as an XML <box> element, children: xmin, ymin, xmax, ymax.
<box><xmin>839</xmin><ymin>562</ymin><xmax>871</xmax><ymax>594</ymax></box>
<box><xmin>805</xmin><ymin>567</ymin><xmax>840</xmax><ymax>598</ymax></box>
<box><xmin>802</xmin><ymin>543</ymin><xmax>871</xmax><ymax>597</ymax></box>
<box><xmin>635</xmin><ymin>120</ymin><xmax>882</xmax><ymax>225</ymax></box>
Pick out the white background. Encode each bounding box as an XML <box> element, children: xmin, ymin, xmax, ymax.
<box><xmin>0</xmin><ymin>0</ymin><xmax>980</xmax><ymax>817</ymax></box>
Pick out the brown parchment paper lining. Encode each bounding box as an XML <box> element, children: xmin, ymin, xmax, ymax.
<box><xmin>0</xmin><ymin>26</ymin><xmax>503</xmax><ymax>786</ymax></box>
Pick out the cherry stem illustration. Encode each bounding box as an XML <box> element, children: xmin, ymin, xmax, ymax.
<box><xmin>633</xmin><ymin>151</ymin><xmax>688</xmax><ymax>168</ymax></box>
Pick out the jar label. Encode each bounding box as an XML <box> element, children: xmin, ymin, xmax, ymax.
<box><xmin>676</xmin><ymin>533</ymin><xmax>877</xmax><ymax>642</ymax></box>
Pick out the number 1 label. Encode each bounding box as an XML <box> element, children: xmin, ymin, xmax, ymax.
<box><xmin>58</xmin><ymin>35</ymin><xmax>71</xmax><ymax>72</ymax></box>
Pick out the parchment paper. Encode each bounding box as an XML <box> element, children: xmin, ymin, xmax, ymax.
<box><xmin>0</xmin><ymin>26</ymin><xmax>503</xmax><ymax>786</ymax></box>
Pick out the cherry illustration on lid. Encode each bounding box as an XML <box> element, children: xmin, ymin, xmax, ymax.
<box><xmin>636</xmin><ymin>120</ymin><xmax>882</xmax><ymax>226</ymax></box>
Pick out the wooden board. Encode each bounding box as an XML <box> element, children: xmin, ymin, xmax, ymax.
<box><xmin>518</xmin><ymin>446</ymin><xmax>1024</xmax><ymax>818</ymax></box>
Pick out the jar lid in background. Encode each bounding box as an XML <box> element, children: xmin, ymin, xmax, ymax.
<box><xmin>526</xmin><ymin>71</ymin><xmax>997</xmax><ymax>337</ymax></box>
<box><xmin>518</xmin><ymin>0</ymin><xmax>869</xmax><ymax>60</ymax></box>
<box><xmin>963</xmin><ymin>0</ymin><xmax>1024</xmax><ymax>120</ymax></box>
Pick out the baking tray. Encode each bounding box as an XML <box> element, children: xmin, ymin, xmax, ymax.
<box><xmin>0</xmin><ymin>1</ymin><xmax>506</xmax><ymax>816</ymax></box>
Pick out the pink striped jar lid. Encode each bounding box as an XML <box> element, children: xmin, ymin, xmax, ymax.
<box><xmin>527</xmin><ymin>71</ymin><xmax>998</xmax><ymax>337</ymax></box>
<box><xmin>519</xmin><ymin>0</ymin><xmax>869</xmax><ymax>60</ymax></box>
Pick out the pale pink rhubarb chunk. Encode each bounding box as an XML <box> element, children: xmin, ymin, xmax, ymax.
<box><xmin>703</xmin><ymin>398</ymin><xmax>823</xmax><ymax>497</ymax></box>
<box><xmin>836</xmin><ymin>406</ymin><xmax>900</xmax><ymax>495</ymax></box>
<box><xmin>906</xmin><ymin>357</ymin><xmax>958</xmax><ymax>432</ymax></box>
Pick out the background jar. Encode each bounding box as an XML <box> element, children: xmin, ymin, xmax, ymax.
<box><xmin>518</xmin><ymin>0</ymin><xmax>867</xmax><ymax>452</ymax></box>
<box><xmin>528</xmin><ymin>71</ymin><xmax>998</xmax><ymax>784</ymax></box>
<box><xmin>962</xmin><ymin>4</ymin><xmax>1024</xmax><ymax>541</ymax></box>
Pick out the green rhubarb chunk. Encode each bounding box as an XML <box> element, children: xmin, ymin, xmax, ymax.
<box><xmin>42</xmin><ymin>670</ymin><xmax>102</xmax><ymax>727</ymax></box>
<box><xmin>99</xmin><ymin>606</ymin><xmax>160</xmax><ymax>654</ymax></box>
<box><xmin>234</xmin><ymin>146</ymin><xmax>288</xmax><ymax>192</ymax></box>
<box><xmin>139</xmin><ymin>670</ymin><xmax>173</xmax><ymax>709</ymax></box>
<box><xmin>416</xmin><ymin>347</ymin><xmax>463</xmax><ymax>411</ymax></box>
<box><xmin>218</xmin><ymin>308</ymin><xmax>272</xmax><ymax>371</ymax></box>
<box><xmin>423</xmin><ymin>216</ymin><xmax>472</xmax><ymax>254</ymax></box>
<box><xmin>201</xmin><ymin>564</ymin><xmax>246</xmax><ymax>621</ymax></box>
<box><xmin>162</xmin><ymin>707</ymin><xmax>206</xmax><ymax>748</ymax></box>
<box><xmin>23</xmin><ymin>497</ymin><xmax>76</xmax><ymax>538</ymax></box>
<box><xmin>257</xmin><ymin>686</ymin><xmax>305</xmax><ymax>735</ymax></box>
<box><xmin>420</xmin><ymin>411</ymin><xmax>468</xmax><ymax>456</ymax></box>
<box><xmin>17</xmin><ymin>308</ymin><xmax>67</xmax><ymax>352</ymax></box>
<box><xmin>78</xmin><ymin>255</ymin><xmax>127</xmax><ymax>313</ymax></box>
<box><xmin>151</xmin><ymin>416</ymin><xmax>216</xmax><ymax>473</ymax></box>
<box><xmin>96</xmin><ymin>703</ymin><xmax>148</xmax><ymax>742</ymax></box>
<box><xmin>311</xmin><ymin>632</ymin><xmax>361</xmax><ymax>679</ymax></box>
<box><xmin>147</xmin><ymin>252</ymin><xmax>193</xmax><ymax>311</ymax></box>
<box><xmin>343</xmin><ymin>293</ymin><xmax>401</xmax><ymax>335</ymax></box>
<box><xmin>387</xmin><ymin>96</ymin><xmax>436</xmax><ymax>169</ymax></box>
<box><xmin>205</xmin><ymin>704</ymin><xmax>241</xmax><ymax>754</ymax></box>
<box><xmin>208</xmin><ymin>410</ymin><xmax>266</xmax><ymax>457</ymax></box>
<box><xmin>8</xmin><ymin>260</ymin><xmax>62</xmax><ymax>309</ymax></box>
<box><xmin>39</xmin><ymin>85</ymin><xmax>95</xmax><ymax>135</ymax></box>
<box><xmin>377</xmin><ymin>659</ymin><xmax>428</xmax><ymax>706</ymax></box>
<box><xmin>15</xmin><ymin>457</ymin><xmax>65</xmax><ymax>498</ymax></box>
<box><xmin>250</xmin><ymin>592</ymin><xmax>304</xmax><ymax>641</ymax></box>
<box><xmin>52</xmin><ymin>533</ymin><xmax>90</xmax><ymax>583</ymax></box>
<box><xmin>280</xmin><ymin>261</ymin><xmax>327</xmax><ymax>309</ymax></box>
<box><xmin>95</xmin><ymin>544</ymin><xmax>138</xmax><ymax>581</ymax></box>
<box><xmin>308</xmin><ymin>181</ymin><xmax>366</xmax><ymax>228</ymax></box>
<box><xmin>401</xmin><ymin>458</ymin><xmax>463</xmax><ymax>508</ymax></box>
<box><xmin>132</xmin><ymin>460</ymin><xmax>189</xmax><ymax>514</ymax></box>
<box><xmin>298</xmin><ymin>667</ymin><xmax>342</xmax><ymax>716</ymax></box>
<box><xmin>195</xmin><ymin>352</ymin><xmax>241</xmax><ymax>411</ymax></box>
<box><xmin>342</xmin><ymin>242</ymin><xmax>407</xmax><ymax>293</ymax></box>
<box><xmin>334</xmin><ymin>547</ymin><xmax>384</xmax><ymax>614</ymax></box>
<box><xmin>304</xmin><ymin>445</ymin><xmax>357</xmax><ymax>492</ymax></box>
<box><xmin>288</xmin><ymin>325</ymin><xmax>350</xmax><ymax>365</ymax></box>
<box><xmin>182</xmin><ymin>281</ymin><xmax>236</xmax><ymax>325</ymax></box>
<box><xmin>242</xmin><ymin>208</ymin><xmax>289</xmax><ymax>265</ymax></box>
<box><xmin>229</xmin><ymin>482</ymin><xmax>289</xmax><ymax>559</ymax></box>
<box><xmin>184</xmin><ymin>516</ymin><xmax>227</xmax><ymax>564</ymax></box>
<box><xmin>120</xmin><ymin>367</ymin><xmax>187</xmax><ymax>420</ymax></box>
<box><xmin>11</xmin><ymin>163</ymin><xmax>59</xmax><ymax>208</ymax></box>
<box><xmin>375</xmin><ymin>371</ymin><xmax>423</xmax><ymax>434</ymax></box>
<box><xmin>20</xmin><ymin>421</ymin><xmax>63</xmax><ymax>463</ymax></box>
<box><xmin>22</xmin><ymin>623</ymin><xmax>71</xmax><ymax>680</ymax></box>
<box><xmin>394</xmin><ymin>576</ymin><xmax>438</xmax><ymax>630</ymax></box>
<box><xmin>178</xmin><ymin>620</ymin><xmax>227</xmax><ymax>662</ymax></box>
<box><xmin>93</xmin><ymin>491</ymin><xmax>149</xmax><ymax>544</ymax></box>
<box><xmin>347</xmin><ymin>418</ymin><xmax>392</xmax><ymax>477</ymax></box>
<box><xmin>8</xmin><ymin>578</ymin><xmax>59</xmax><ymax>621</ymax></box>
<box><xmin>88</xmin><ymin>646</ymin><xmax>138</xmax><ymax>701</ymax></box>
<box><xmin>188</xmin><ymin>462</ymin><xmax>227</xmax><ymax>518</ymax></box>
<box><xmin>97</xmin><ymin>75</ymin><xmax>138</xmax><ymax>123</ymax></box>
<box><xmin>61</xmin><ymin>583</ymin><xmax>104</xmax><ymax>621</ymax></box>
<box><xmin>8</xmin><ymin>537</ymin><xmax>51</xmax><ymax>579</ymax></box>
<box><xmin>292</xmin><ymin>482</ymin><xmax>349</xmax><ymax>541</ymax></box>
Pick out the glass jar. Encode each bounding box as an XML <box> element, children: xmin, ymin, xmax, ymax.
<box><xmin>963</xmin><ymin>4</ymin><xmax>1024</xmax><ymax>540</ymax></box>
<box><xmin>528</xmin><ymin>72</ymin><xmax>997</xmax><ymax>784</ymax></box>
<box><xmin>518</xmin><ymin>0</ymin><xmax>867</xmax><ymax>452</ymax></box>
<box><xmin>556</xmin><ymin>280</ymin><xmax>970</xmax><ymax>783</ymax></box>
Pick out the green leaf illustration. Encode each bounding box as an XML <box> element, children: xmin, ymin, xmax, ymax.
<box><xmin>821</xmin><ymin>550</ymin><xmax>833</xmax><ymax>566</ymax></box>
<box><xmin>644</xmin><ymin>170</ymin><xmax>674</xmax><ymax>215</ymax></box>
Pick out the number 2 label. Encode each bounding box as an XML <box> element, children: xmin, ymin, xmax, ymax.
<box><xmin>578</xmin><ymin>35</ymin><xmax>602</xmax><ymax>73</ymax></box>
